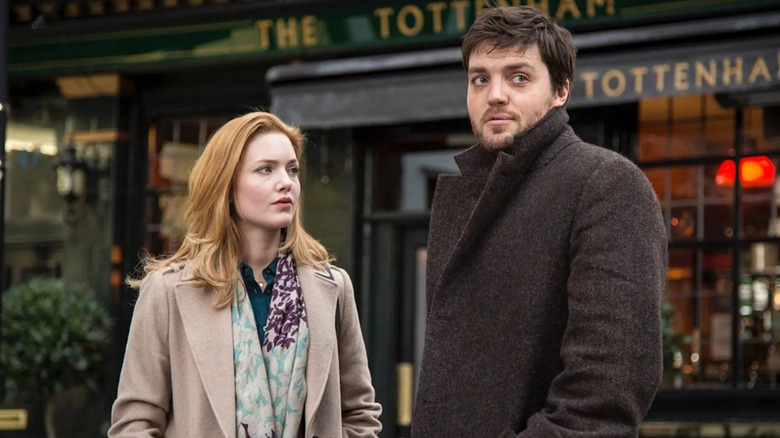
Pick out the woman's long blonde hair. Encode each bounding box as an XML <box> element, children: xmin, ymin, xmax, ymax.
<box><xmin>130</xmin><ymin>112</ymin><xmax>331</xmax><ymax>308</ymax></box>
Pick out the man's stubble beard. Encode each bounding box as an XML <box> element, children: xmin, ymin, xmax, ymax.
<box><xmin>472</xmin><ymin>100</ymin><xmax>555</xmax><ymax>151</ymax></box>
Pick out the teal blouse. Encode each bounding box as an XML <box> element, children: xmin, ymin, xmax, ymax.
<box><xmin>239</xmin><ymin>258</ymin><xmax>279</xmax><ymax>344</ymax></box>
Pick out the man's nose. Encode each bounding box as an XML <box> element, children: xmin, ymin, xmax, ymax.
<box><xmin>487</xmin><ymin>81</ymin><xmax>508</xmax><ymax>105</ymax></box>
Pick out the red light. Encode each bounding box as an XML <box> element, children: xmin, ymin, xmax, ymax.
<box><xmin>715</xmin><ymin>156</ymin><xmax>775</xmax><ymax>188</ymax></box>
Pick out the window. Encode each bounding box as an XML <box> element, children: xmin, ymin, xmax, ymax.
<box><xmin>144</xmin><ymin>117</ymin><xmax>228</xmax><ymax>255</ymax></box>
<box><xmin>639</xmin><ymin>94</ymin><xmax>780</xmax><ymax>389</ymax></box>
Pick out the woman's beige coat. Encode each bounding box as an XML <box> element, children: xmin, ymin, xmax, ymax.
<box><xmin>109</xmin><ymin>261</ymin><xmax>382</xmax><ymax>438</ymax></box>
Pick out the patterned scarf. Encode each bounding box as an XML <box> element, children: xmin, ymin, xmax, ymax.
<box><xmin>232</xmin><ymin>249</ymin><xmax>309</xmax><ymax>438</ymax></box>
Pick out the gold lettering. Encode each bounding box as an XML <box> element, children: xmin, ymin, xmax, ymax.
<box><xmin>722</xmin><ymin>57</ymin><xmax>743</xmax><ymax>85</ymax></box>
<box><xmin>301</xmin><ymin>15</ymin><xmax>319</xmax><ymax>47</ymax></box>
<box><xmin>694</xmin><ymin>60</ymin><xmax>716</xmax><ymax>88</ymax></box>
<box><xmin>602</xmin><ymin>69</ymin><xmax>626</xmax><ymax>98</ymax></box>
<box><xmin>748</xmin><ymin>56</ymin><xmax>771</xmax><ymax>83</ymax></box>
<box><xmin>138</xmin><ymin>0</ymin><xmax>154</xmax><ymax>10</ymax></box>
<box><xmin>14</xmin><ymin>5</ymin><xmax>34</xmax><ymax>22</ymax></box>
<box><xmin>451</xmin><ymin>1</ymin><xmax>471</xmax><ymax>31</ymax></box>
<box><xmin>88</xmin><ymin>1</ymin><xmax>106</xmax><ymax>15</ymax></box>
<box><xmin>674</xmin><ymin>62</ymin><xmax>690</xmax><ymax>91</ymax></box>
<box><xmin>555</xmin><ymin>0</ymin><xmax>582</xmax><ymax>20</ymax></box>
<box><xmin>527</xmin><ymin>0</ymin><xmax>550</xmax><ymax>15</ymax></box>
<box><xmin>374</xmin><ymin>7</ymin><xmax>394</xmax><ymax>39</ymax></box>
<box><xmin>580</xmin><ymin>71</ymin><xmax>599</xmax><ymax>99</ymax></box>
<box><xmin>652</xmin><ymin>64</ymin><xmax>671</xmax><ymax>92</ymax></box>
<box><xmin>587</xmin><ymin>0</ymin><xmax>614</xmax><ymax>17</ymax></box>
<box><xmin>427</xmin><ymin>2</ymin><xmax>447</xmax><ymax>34</ymax></box>
<box><xmin>629</xmin><ymin>67</ymin><xmax>648</xmax><ymax>94</ymax></box>
<box><xmin>475</xmin><ymin>0</ymin><xmax>488</xmax><ymax>17</ymax></box>
<box><xmin>276</xmin><ymin>17</ymin><xmax>299</xmax><ymax>49</ymax></box>
<box><xmin>397</xmin><ymin>5</ymin><xmax>424</xmax><ymax>37</ymax></box>
<box><xmin>65</xmin><ymin>2</ymin><xmax>81</xmax><ymax>17</ymax></box>
<box><xmin>256</xmin><ymin>19</ymin><xmax>273</xmax><ymax>50</ymax></box>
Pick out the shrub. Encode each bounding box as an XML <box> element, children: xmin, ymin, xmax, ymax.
<box><xmin>0</xmin><ymin>277</ymin><xmax>113</xmax><ymax>402</ymax></box>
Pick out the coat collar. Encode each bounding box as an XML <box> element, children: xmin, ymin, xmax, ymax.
<box><xmin>454</xmin><ymin>106</ymin><xmax>570</xmax><ymax>176</ymax></box>
<box><xmin>428</xmin><ymin>107</ymin><xmax>572</xmax><ymax>311</ymax></box>
<box><xmin>171</xmin><ymin>262</ymin><xmax>340</xmax><ymax>438</ymax></box>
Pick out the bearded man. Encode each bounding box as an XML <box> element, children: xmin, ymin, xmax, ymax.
<box><xmin>412</xmin><ymin>6</ymin><xmax>668</xmax><ymax>437</ymax></box>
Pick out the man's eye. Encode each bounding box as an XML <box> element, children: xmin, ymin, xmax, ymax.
<box><xmin>512</xmin><ymin>75</ymin><xmax>528</xmax><ymax>83</ymax></box>
<box><xmin>472</xmin><ymin>76</ymin><xmax>488</xmax><ymax>85</ymax></box>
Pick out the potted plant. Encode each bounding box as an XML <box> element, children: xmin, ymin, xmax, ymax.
<box><xmin>0</xmin><ymin>277</ymin><xmax>113</xmax><ymax>438</ymax></box>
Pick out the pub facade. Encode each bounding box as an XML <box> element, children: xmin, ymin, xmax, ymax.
<box><xmin>5</xmin><ymin>0</ymin><xmax>780</xmax><ymax>435</ymax></box>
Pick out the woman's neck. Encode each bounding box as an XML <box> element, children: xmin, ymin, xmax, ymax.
<box><xmin>242</xmin><ymin>228</ymin><xmax>281</xmax><ymax>276</ymax></box>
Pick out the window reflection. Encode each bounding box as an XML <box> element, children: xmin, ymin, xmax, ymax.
<box><xmin>145</xmin><ymin>117</ymin><xmax>228</xmax><ymax>255</ymax></box>
<box><xmin>641</xmin><ymin>94</ymin><xmax>780</xmax><ymax>389</ymax></box>
<box><xmin>737</xmin><ymin>243</ymin><xmax>780</xmax><ymax>388</ymax></box>
<box><xmin>663</xmin><ymin>248</ymin><xmax>732</xmax><ymax>389</ymax></box>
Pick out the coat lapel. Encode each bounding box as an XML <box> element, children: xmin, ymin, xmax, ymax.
<box><xmin>428</xmin><ymin>108</ymin><xmax>572</xmax><ymax>315</ymax></box>
<box><xmin>426</xmin><ymin>157</ymin><xmax>490</xmax><ymax>315</ymax></box>
<box><xmin>299</xmin><ymin>264</ymin><xmax>340</xmax><ymax>430</ymax></box>
<box><xmin>173</xmin><ymin>264</ymin><xmax>235</xmax><ymax>438</ymax></box>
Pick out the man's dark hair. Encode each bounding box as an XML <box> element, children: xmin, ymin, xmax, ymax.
<box><xmin>462</xmin><ymin>6</ymin><xmax>577</xmax><ymax>93</ymax></box>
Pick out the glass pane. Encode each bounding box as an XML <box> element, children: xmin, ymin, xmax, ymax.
<box><xmin>748</xmin><ymin>105</ymin><xmax>780</xmax><ymax>153</ymax></box>
<box><xmin>672</xmin><ymin>94</ymin><xmax>702</xmax><ymax>120</ymax></box>
<box><xmin>639</xmin><ymin>96</ymin><xmax>669</xmax><ymax>122</ymax></box>
<box><xmin>701</xmin><ymin>249</ymin><xmax>733</xmax><ymax>388</ymax></box>
<box><xmin>663</xmin><ymin>248</ymin><xmax>732</xmax><ymax>389</ymax></box>
<box><xmin>703</xmin><ymin>204</ymin><xmax>734</xmax><ymax>240</ymax></box>
<box><xmin>144</xmin><ymin>117</ymin><xmax>231</xmax><ymax>257</ymax></box>
<box><xmin>704</xmin><ymin>117</ymin><xmax>735</xmax><ymax>156</ymax></box>
<box><xmin>670</xmin><ymin>206</ymin><xmax>696</xmax><ymax>240</ymax></box>
<box><xmin>705</xmin><ymin>93</ymin><xmax>735</xmax><ymax>119</ymax></box>
<box><xmin>638</xmin><ymin>123</ymin><xmax>669</xmax><ymax>161</ymax></box>
<box><xmin>670</xmin><ymin>165</ymin><xmax>698</xmax><ymax>200</ymax></box>
<box><xmin>739</xmin><ymin>156</ymin><xmax>777</xmax><ymax>239</ymax></box>
<box><xmin>740</xmin><ymin>242</ymin><xmax>780</xmax><ymax>388</ymax></box>
<box><xmin>670</xmin><ymin>121</ymin><xmax>704</xmax><ymax>159</ymax></box>
<box><xmin>5</xmin><ymin>110</ymin><xmax>67</xmax><ymax>222</ymax></box>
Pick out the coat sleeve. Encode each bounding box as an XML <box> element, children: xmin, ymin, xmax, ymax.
<box><xmin>519</xmin><ymin>156</ymin><xmax>667</xmax><ymax>437</ymax></box>
<box><xmin>108</xmin><ymin>270</ymin><xmax>172</xmax><ymax>438</ymax></box>
<box><xmin>336</xmin><ymin>268</ymin><xmax>383</xmax><ymax>437</ymax></box>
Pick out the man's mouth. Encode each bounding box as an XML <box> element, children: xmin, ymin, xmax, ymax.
<box><xmin>485</xmin><ymin>113</ymin><xmax>515</xmax><ymax>124</ymax></box>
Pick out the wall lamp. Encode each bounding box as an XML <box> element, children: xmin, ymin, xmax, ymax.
<box><xmin>54</xmin><ymin>142</ymin><xmax>105</xmax><ymax>224</ymax></box>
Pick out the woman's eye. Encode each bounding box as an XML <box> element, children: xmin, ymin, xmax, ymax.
<box><xmin>288</xmin><ymin>167</ymin><xmax>299</xmax><ymax>176</ymax></box>
<box><xmin>257</xmin><ymin>166</ymin><xmax>271</xmax><ymax>173</ymax></box>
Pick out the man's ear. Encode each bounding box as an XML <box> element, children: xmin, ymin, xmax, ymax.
<box><xmin>552</xmin><ymin>79</ymin><xmax>571</xmax><ymax>108</ymax></box>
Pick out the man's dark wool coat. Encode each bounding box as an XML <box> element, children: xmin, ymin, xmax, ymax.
<box><xmin>411</xmin><ymin>107</ymin><xmax>668</xmax><ymax>437</ymax></box>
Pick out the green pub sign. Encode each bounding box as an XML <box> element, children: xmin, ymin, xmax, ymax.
<box><xmin>9</xmin><ymin>0</ymin><xmax>778</xmax><ymax>74</ymax></box>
